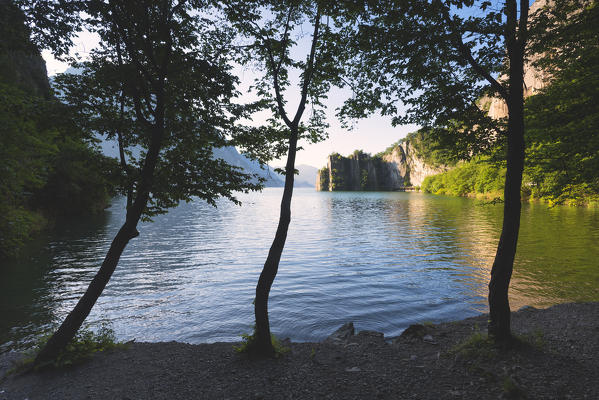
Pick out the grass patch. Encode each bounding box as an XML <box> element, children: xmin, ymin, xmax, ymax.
<box><xmin>448</xmin><ymin>329</ymin><xmax>498</xmax><ymax>360</ymax></box>
<box><xmin>449</xmin><ymin>326</ymin><xmax>545</xmax><ymax>361</ymax></box>
<box><xmin>234</xmin><ymin>326</ymin><xmax>290</xmax><ymax>358</ymax></box>
<box><xmin>12</xmin><ymin>324</ymin><xmax>126</xmax><ymax>372</ymax></box>
<box><xmin>515</xmin><ymin>330</ymin><xmax>545</xmax><ymax>350</ymax></box>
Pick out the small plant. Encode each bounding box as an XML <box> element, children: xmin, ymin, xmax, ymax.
<box><xmin>448</xmin><ymin>328</ymin><xmax>497</xmax><ymax>360</ymax></box>
<box><xmin>234</xmin><ymin>325</ymin><xmax>289</xmax><ymax>357</ymax></box>
<box><xmin>14</xmin><ymin>324</ymin><xmax>125</xmax><ymax>372</ymax></box>
<box><xmin>515</xmin><ymin>330</ymin><xmax>545</xmax><ymax>350</ymax></box>
<box><xmin>502</xmin><ymin>375</ymin><xmax>527</xmax><ymax>399</ymax></box>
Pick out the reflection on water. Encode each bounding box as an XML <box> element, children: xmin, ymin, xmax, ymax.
<box><xmin>1</xmin><ymin>188</ymin><xmax>598</xmax><ymax>351</ymax></box>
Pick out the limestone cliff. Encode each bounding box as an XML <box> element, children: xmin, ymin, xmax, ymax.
<box><xmin>486</xmin><ymin>0</ymin><xmax>550</xmax><ymax>119</ymax></box>
<box><xmin>316</xmin><ymin>143</ymin><xmax>446</xmax><ymax>191</ymax></box>
<box><xmin>317</xmin><ymin>0</ymin><xmax>555</xmax><ymax>192</ymax></box>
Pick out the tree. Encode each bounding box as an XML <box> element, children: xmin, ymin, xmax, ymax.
<box><xmin>226</xmin><ymin>0</ymin><xmax>339</xmax><ymax>355</ymax></box>
<box><xmin>34</xmin><ymin>0</ymin><xmax>270</xmax><ymax>366</ymax></box>
<box><xmin>524</xmin><ymin>0</ymin><xmax>599</xmax><ymax>205</ymax></box>
<box><xmin>6</xmin><ymin>0</ymin><xmax>85</xmax><ymax>58</ymax></box>
<box><xmin>337</xmin><ymin>0</ymin><xmax>533</xmax><ymax>342</ymax></box>
<box><xmin>0</xmin><ymin>0</ymin><xmax>117</xmax><ymax>258</ymax></box>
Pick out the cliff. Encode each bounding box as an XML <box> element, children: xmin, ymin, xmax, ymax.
<box><xmin>0</xmin><ymin>0</ymin><xmax>51</xmax><ymax>97</ymax></box>
<box><xmin>316</xmin><ymin>142</ymin><xmax>447</xmax><ymax>191</ymax></box>
<box><xmin>485</xmin><ymin>0</ymin><xmax>550</xmax><ymax>119</ymax></box>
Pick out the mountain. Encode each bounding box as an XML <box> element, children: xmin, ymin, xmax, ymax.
<box><xmin>215</xmin><ymin>148</ymin><xmax>318</xmax><ymax>188</ymax></box>
<box><xmin>295</xmin><ymin>164</ymin><xmax>318</xmax><ymax>187</ymax></box>
<box><xmin>211</xmin><ymin>146</ymin><xmax>284</xmax><ymax>187</ymax></box>
<box><xmin>99</xmin><ymin>140</ymin><xmax>285</xmax><ymax>187</ymax></box>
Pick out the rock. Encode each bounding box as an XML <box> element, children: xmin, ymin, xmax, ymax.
<box><xmin>518</xmin><ymin>305</ymin><xmax>538</xmax><ymax>312</ymax></box>
<box><xmin>357</xmin><ymin>330</ymin><xmax>384</xmax><ymax>338</ymax></box>
<box><xmin>325</xmin><ymin>322</ymin><xmax>354</xmax><ymax>344</ymax></box>
<box><xmin>356</xmin><ymin>330</ymin><xmax>385</xmax><ymax>345</ymax></box>
<box><xmin>422</xmin><ymin>334</ymin><xmax>438</xmax><ymax>344</ymax></box>
<box><xmin>399</xmin><ymin>324</ymin><xmax>427</xmax><ymax>340</ymax></box>
<box><xmin>317</xmin><ymin>142</ymin><xmax>447</xmax><ymax>191</ymax></box>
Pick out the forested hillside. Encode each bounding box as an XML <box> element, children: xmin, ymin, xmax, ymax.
<box><xmin>0</xmin><ymin>1</ymin><xmax>119</xmax><ymax>258</ymax></box>
<box><xmin>422</xmin><ymin>1</ymin><xmax>598</xmax><ymax>206</ymax></box>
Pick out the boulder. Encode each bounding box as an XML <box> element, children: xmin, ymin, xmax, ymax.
<box><xmin>325</xmin><ymin>322</ymin><xmax>355</xmax><ymax>344</ymax></box>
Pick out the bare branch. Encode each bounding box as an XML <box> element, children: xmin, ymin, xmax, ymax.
<box><xmin>440</xmin><ymin>1</ymin><xmax>508</xmax><ymax>101</ymax></box>
<box><xmin>263</xmin><ymin>7</ymin><xmax>295</xmax><ymax>127</ymax></box>
<box><xmin>293</xmin><ymin>6</ymin><xmax>321</xmax><ymax>126</ymax></box>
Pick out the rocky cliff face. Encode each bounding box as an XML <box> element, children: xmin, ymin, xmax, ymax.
<box><xmin>318</xmin><ymin>0</ymin><xmax>554</xmax><ymax>191</ymax></box>
<box><xmin>316</xmin><ymin>143</ymin><xmax>446</xmax><ymax>191</ymax></box>
<box><xmin>486</xmin><ymin>0</ymin><xmax>550</xmax><ymax>119</ymax></box>
<box><xmin>0</xmin><ymin>0</ymin><xmax>51</xmax><ymax>97</ymax></box>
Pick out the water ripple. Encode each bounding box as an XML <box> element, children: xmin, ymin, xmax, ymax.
<box><xmin>1</xmin><ymin>189</ymin><xmax>598</xmax><ymax>352</ymax></box>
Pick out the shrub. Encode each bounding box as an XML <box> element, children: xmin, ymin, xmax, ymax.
<box><xmin>16</xmin><ymin>324</ymin><xmax>125</xmax><ymax>371</ymax></box>
<box><xmin>234</xmin><ymin>326</ymin><xmax>290</xmax><ymax>357</ymax></box>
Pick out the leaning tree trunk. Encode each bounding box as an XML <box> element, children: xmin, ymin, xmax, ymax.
<box><xmin>252</xmin><ymin>5</ymin><xmax>320</xmax><ymax>356</ymax></box>
<box><xmin>488</xmin><ymin>3</ymin><xmax>526</xmax><ymax>342</ymax></box>
<box><xmin>34</xmin><ymin>124</ymin><xmax>164</xmax><ymax>366</ymax></box>
<box><xmin>253</xmin><ymin>125</ymin><xmax>298</xmax><ymax>356</ymax></box>
<box><xmin>34</xmin><ymin>221</ymin><xmax>139</xmax><ymax>365</ymax></box>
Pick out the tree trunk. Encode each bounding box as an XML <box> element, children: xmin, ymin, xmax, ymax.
<box><xmin>487</xmin><ymin>104</ymin><xmax>525</xmax><ymax>342</ymax></box>
<box><xmin>35</xmin><ymin>122</ymin><xmax>164</xmax><ymax>366</ymax></box>
<box><xmin>488</xmin><ymin>3</ymin><xmax>526</xmax><ymax>342</ymax></box>
<box><xmin>33</xmin><ymin>221</ymin><xmax>139</xmax><ymax>365</ymax></box>
<box><xmin>254</xmin><ymin>125</ymin><xmax>298</xmax><ymax>356</ymax></box>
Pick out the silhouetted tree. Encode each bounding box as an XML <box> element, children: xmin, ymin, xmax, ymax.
<box><xmin>6</xmin><ymin>0</ymin><xmax>84</xmax><ymax>58</ymax></box>
<box><xmin>34</xmin><ymin>0</ymin><xmax>270</xmax><ymax>366</ymax></box>
<box><xmin>226</xmin><ymin>0</ymin><xmax>341</xmax><ymax>355</ymax></box>
<box><xmin>337</xmin><ymin>0</ymin><xmax>533</xmax><ymax>342</ymax></box>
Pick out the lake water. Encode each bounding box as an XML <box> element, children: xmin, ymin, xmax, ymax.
<box><xmin>1</xmin><ymin>188</ymin><xmax>598</xmax><ymax>352</ymax></box>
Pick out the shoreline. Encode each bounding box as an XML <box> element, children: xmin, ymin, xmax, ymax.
<box><xmin>1</xmin><ymin>302</ymin><xmax>598</xmax><ymax>399</ymax></box>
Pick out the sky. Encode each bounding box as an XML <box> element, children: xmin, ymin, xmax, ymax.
<box><xmin>40</xmin><ymin>0</ymin><xmax>539</xmax><ymax>169</ymax></box>
<box><xmin>42</xmin><ymin>26</ymin><xmax>417</xmax><ymax>170</ymax></box>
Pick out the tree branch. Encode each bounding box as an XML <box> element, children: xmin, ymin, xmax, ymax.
<box><xmin>518</xmin><ymin>0</ymin><xmax>529</xmax><ymax>51</ymax></box>
<box><xmin>292</xmin><ymin>6</ymin><xmax>321</xmax><ymax>126</ymax></box>
<box><xmin>263</xmin><ymin>7</ymin><xmax>295</xmax><ymax>127</ymax></box>
<box><xmin>440</xmin><ymin>1</ymin><xmax>508</xmax><ymax>101</ymax></box>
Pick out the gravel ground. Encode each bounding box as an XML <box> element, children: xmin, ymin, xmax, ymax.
<box><xmin>1</xmin><ymin>302</ymin><xmax>597</xmax><ymax>399</ymax></box>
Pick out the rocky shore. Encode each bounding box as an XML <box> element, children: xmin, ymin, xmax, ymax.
<box><xmin>1</xmin><ymin>302</ymin><xmax>598</xmax><ymax>399</ymax></box>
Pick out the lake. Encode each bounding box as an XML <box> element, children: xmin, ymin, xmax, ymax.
<box><xmin>1</xmin><ymin>188</ymin><xmax>598</xmax><ymax>352</ymax></box>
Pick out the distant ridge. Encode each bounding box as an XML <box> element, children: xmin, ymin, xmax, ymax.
<box><xmin>211</xmin><ymin>147</ymin><xmax>317</xmax><ymax>188</ymax></box>
<box><xmin>211</xmin><ymin>146</ymin><xmax>284</xmax><ymax>187</ymax></box>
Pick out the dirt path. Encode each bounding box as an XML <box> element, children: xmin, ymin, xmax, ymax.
<box><xmin>1</xmin><ymin>302</ymin><xmax>597</xmax><ymax>399</ymax></box>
